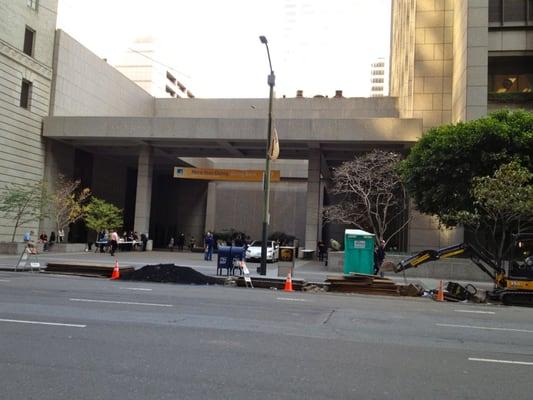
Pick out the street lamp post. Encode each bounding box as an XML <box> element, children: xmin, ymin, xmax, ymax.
<box><xmin>259</xmin><ymin>35</ymin><xmax>275</xmax><ymax>276</ymax></box>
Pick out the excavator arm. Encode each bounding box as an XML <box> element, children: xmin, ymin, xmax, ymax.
<box><xmin>395</xmin><ymin>243</ymin><xmax>501</xmax><ymax>284</ymax></box>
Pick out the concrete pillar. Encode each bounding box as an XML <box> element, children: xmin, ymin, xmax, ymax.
<box><xmin>304</xmin><ymin>149</ymin><xmax>322</xmax><ymax>251</ymax></box>
<box><xmin>204</xmin><ymin>181</ymin><xmax>216</xmax><ymax>233</ymax></box>
<box><xmin>134</xmin><ymin>146</ymin><xmax>153</xmax><ymax>235</ymax></box>
<box><xmin>40</xmin><ymin>140</ymin><xmax>75</xmax><ymax>236</ymax></box>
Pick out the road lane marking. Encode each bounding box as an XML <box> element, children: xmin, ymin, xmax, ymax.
<box><xmin>0</xmin><ymin>279</ymin><xmax>10</xmax><ymax>282</ymax></box>
<box><xmin>69</xmin><ymin>298</ymin><xmax>172</xmax><ymax>307</ymax></box>
<box><xmin>276</xmin><ymin>297</ymin><xmax>307</xmax><ymax>302</ymax></box>
<box><xmin>119</xmin><ymin>287</ymin><xmax>153</xmax><ymax>291</ymax></box>
<box><xmin>469</xmin><ymin>358</ymin><xmax>533</xmax><ymax>366</ymax></box>
<box><xmin>437</xmin><ymin>323</ymin><xmax>533</xmax><ymax>333</ymax></box>
<box><xmin>454</xmin><ymin>309</ymin><xmax>495</xmax><ymax>315</ymax></box>
<box><xmin>0</xmin><ymin>318</ymin><xmax>86</xmax><ymax>328</ymax></box>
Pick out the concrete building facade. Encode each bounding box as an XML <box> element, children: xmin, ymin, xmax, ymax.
<box><xmin>370</xmin><ymin>57</ymin><xmax>388</xmax><ymax>97</ymax></box>
<box><xmin>113</xmin><ymin>36</ymin><xmax>194</xmax><ymax>99</ymax></box>
<box><xmin>4</xmin><ymin>0</ymin><xmax>529</xmax><ymax>252</ymax></box>
<box><xmin>390</xmin><ymin>0</ymin><xmax>533</xmax><ymax>250</ymax></box>
<box><xmin>41</xmin><ymin>30</ymin><xmax>422</xmax><ymax>250</ymax></box>
<box><xmin>0</xmin><ymin>0</ymin><xmax>58</xmax><ymax>242</ymax></box>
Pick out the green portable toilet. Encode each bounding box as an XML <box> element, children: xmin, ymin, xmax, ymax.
<box><xmin>344</xmin><ymin>229</ymin><xmax>375</xmax><ymax>275</ymax></box>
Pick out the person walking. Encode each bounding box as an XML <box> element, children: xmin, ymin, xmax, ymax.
<box><xmin>317</xmin><ymin>240</ymin><xmax>326</xmax><ymax>261</ymax></box>
<box><xmin>140</xmin><ymin>233</ymin><xmax>148</xmax><ymax>251</ymax></box>
<box><xmin>373</xmin><ymin>239</ymin><xmax>386</xmax><ymax>276</ymax></box>
<box><xmin>168</xmin><ymin>237</ymin><xmax>175</xmax><ymax>252</ymax></box>
<box><xmin>109</xmin><ymin>230</ymin><xmax>119</xmax><ymax>256</ymax></box>
<box><xmin>204</xmin><ymin>232</ymin><xmax>214</xmax><ymax>261</ymax></box>
<box><xmin>86</xmin><ymin>229</ymin><xmax>96</xmax><ymax>252</ymax></box>
<box><xmin>58</xmin><ymin>228</ymin><xmax>65</xmax><ymax>243</ymax></box>
<box><xmin>177</xmin><ymin>233</ymin><xmax>185</xmax><ymax>252</ymax></box>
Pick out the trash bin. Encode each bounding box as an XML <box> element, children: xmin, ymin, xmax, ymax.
<box><xmin>146</xmin><ymin>239</ymin><xmax>153</xmax><ymax>251</ymax></box>
<box><xmin>343</xmin><ymin>229</ymin><xmax>374</xmax><ymax>275</ymax></box>
<box><xmin>217</xmin><ymin>246</ymin><xmax>245</xmax><ymax>276</ymax></box>
<box><xmin>278</xmin><ymin>246</ymin><xmax>295</xmax><ymax>277</ymax></box>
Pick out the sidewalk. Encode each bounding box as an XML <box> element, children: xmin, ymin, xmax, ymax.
<box><xmin>0</xmin><ymin>249</ymin><xmax>494</xmax><ymax>291</ymax></box>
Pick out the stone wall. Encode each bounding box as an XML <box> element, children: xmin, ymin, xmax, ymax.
<box><xmin>452</xmin><ymin>0</ymin><xmax>488</xmax><ymax>123</ymax></box>
<box><xmin>327</xmin><ymin>251</ymin><xmax>493</xmax><ymax>282</ymax></box>
<box><xmin>0</xmin><ymin>0</ymin><xmax>58</xmax><ymax>242</ymax></box>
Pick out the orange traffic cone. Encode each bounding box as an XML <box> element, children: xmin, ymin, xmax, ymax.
<box><xmin>435</xmin><ymin>280</ymin><xmax>444</xmax><ymax>302</ymax></box>
<box><xmin>283</xmin><ymin>272</ymin><xmax>294</xmax><ymax>292</ymax></box>
<box><xmin>111</xmin><ymin>259</ymin><xmax>120</xmax><ymax>280</ymax></box>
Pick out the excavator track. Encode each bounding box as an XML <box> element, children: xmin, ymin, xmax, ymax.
<box><xmin>500</xmin><ymin>291</ymin><xmax>533</xmax><ymax>307</ymax></box>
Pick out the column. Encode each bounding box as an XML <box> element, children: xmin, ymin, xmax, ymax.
<box><xmin>204</xmin><ymin>181</ymin><xmax>217</xmax><ymax>233</ymax></box>
<box><xmin>304</xmin><ymin>149</ymin><xmax>321</xmax><ymax>251</ymax></box>
<box><xmin>134</xmin><ymin>146</ymin><xmax>153</xmax><ymax>235</ymax></box>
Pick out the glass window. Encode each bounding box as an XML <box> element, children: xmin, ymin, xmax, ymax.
<box><xmin>489</xmin><ymin>0</ymin><xmax>502</xmax><ymax>23</ymax></box>
<box><xmin>20</xmin><ymin>79</ymin><xmax>32</xmax><ymax>109</ymax></box>
<box><xmin>23</xmin><ymin>26</ymin><xmax>35</xmax><ymax>57</ymax></box>
<box><xmin>27</xmin><ymin>0</ymin><xmax>38</xmax><ymax>10</ymax></box>
<box><xmin>488</xmin><ymin>56</ymin><xmax>533</xmax><ymax>93</ymax></box>
<box><xmin>504</xmin><ymin>0</ymin><xmax>526</xmax><ymax>22</ymax></box>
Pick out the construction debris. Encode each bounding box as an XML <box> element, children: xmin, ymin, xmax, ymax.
<box><xmin>326</xmin><ymin>273</ymin><xmax>423</xmax><ymax>297</ymax></box>
<box><xmin>235</xmin><ymin>276</ymin><xmax>305</xmax><ymax>291</ymax></box>
<box><xmin>122</xmin><ymin>264</ymin><xmax>224</xmax><ymax>285</ymax></box>
<box><xmin>44</xmin><ymin>261</ymin><xmax>134</xmax><ymax>278</ymax></box>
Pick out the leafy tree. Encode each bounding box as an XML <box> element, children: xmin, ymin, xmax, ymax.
<box><xmin>50</xmin><ymin>175</ymin><xmax>91</xmax><ymax>234</ymax></box>
<box><xmin>323</xmin><ymin>150</ymin><xmax>410</xmax><ymax>245</ymax></box>
<box><xmin>454</xmin><ymin>162</ymin><xmax>533</xmax><ymax>268</ymax></box>
<box><xmin>83</xmin><ymin>197</ymin><xmax>123</xmax><ymax>234</ymax></box>
<box><xmin>400</xmin><ymin>109</ymin><xmax>533</xmax><ymax>226</ymax></box>
<box><xmin>0</xmin><ymin>181</ymin><xmax>48</xmax><ymax>242</ymax></box>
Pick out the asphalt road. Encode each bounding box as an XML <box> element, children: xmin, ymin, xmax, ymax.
<box><xmin>0</xmin><ymin>271</ymin><xmax>532</xmax><ymax>399</ymax></box>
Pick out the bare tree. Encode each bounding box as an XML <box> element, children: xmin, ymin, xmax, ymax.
<box><xmin>323</xmin><ymin>150</ymin><xmax>410</xmax><ymax>245</ymax></box>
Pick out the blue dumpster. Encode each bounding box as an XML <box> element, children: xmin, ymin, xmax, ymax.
<box><xmin>217</xmin><ymin>246</ymin><xmax>246</xmax><ymax>276</ymax></box>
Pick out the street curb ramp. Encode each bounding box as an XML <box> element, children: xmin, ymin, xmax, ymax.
<box><xmin>121</xmin><ymin>264</ymin><xmax>225</xmax><ymax>285</ymax></box>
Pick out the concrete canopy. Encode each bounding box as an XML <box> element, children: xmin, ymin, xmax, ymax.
<box><xmin>43</xmin><ymin>115</ymin><xmax>421</xmax><ymax>168</ymax></box>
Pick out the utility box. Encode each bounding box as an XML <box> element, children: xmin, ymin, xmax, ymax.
<box><xmin>343</xmin><ymin>229</ymin><xmax>375</xmax><ymax>275</ymax></box>
<box><xmin>278</xmin><ymin>246</ymin><xmax>295</xmax><ymax>277</ymax></box>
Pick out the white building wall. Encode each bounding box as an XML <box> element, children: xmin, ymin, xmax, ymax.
<box><xmin>0</xmin><ymin>0</ymin><xmax>58</xmax><ymax>242</ymax></box>
<box><xmin>50</xmin><ymin>30</ymin><xmax>154</xmax><ymax>117</ymax></box>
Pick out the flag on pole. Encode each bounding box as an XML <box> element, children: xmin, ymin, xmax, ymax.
<box><xmin>268</xmin><ymin>126</ymin><xmax>280</xmax><ymax>160</ymax></box>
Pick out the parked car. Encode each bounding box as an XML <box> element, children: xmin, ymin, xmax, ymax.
<box><xmin>246</xmin><ymin>240</ymin><xmax>279</xmax><ymax>262</ymax></box>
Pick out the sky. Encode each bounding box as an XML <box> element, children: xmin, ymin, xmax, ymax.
<box><xmin>56</xmin><ymin>0</ymin><xmax>391</xmax><ymax>98</ymax></box>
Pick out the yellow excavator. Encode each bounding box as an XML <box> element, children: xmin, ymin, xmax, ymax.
<box><xmin>394</xmin><ymin>234</ymin><xmax>533</xmax><ymax>306</ymax></box>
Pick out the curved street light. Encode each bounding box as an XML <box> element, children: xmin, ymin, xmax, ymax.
<box><xmin>259</xmin><ymin>35</ymin><xmax>275</xmax><ymax>276</ymax></box>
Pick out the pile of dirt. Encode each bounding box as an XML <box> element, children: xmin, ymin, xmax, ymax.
<box><xmin>122</xmin><ymin>264</ymin><xmax>224</xmax><ymax>285</ymax></box>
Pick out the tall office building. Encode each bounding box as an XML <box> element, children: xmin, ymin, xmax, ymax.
<box><xmin>0</xmin><ymin>0</ymin><xmax>58</xmax><ymax>241</ymax></box>
<box><xmin>370</xmin><ymin>57</ymin><xmax>388</xmax><ymax>97</ymax></box>
<box><xmin>390</xmin><ymin>0</ymin><xmax>532</xmax><ymax>132</ymax></box>
<box><xmin>113</xmin><ymin>36</ymin><xmax>194</xmax><ymax>99</ymax></box>
<box><xmin>390</xmin><ymin>0</ymin><xmax>533</xmax><ymax>248</ymax></box>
